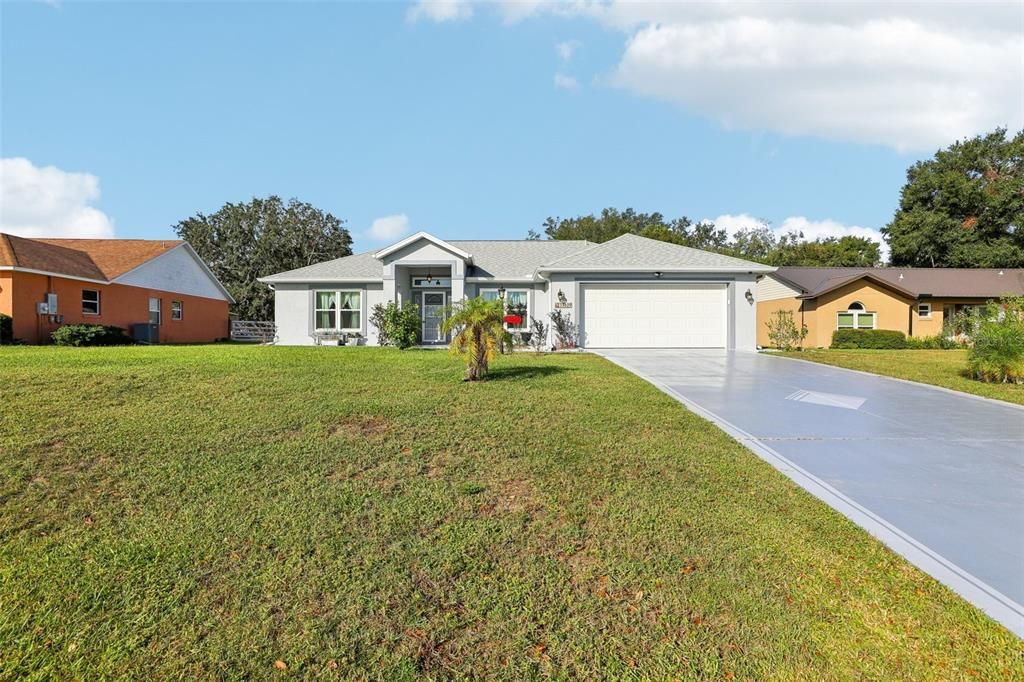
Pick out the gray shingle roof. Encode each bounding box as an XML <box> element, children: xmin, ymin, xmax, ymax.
<box><xmin>259</xmin><ymin>233</ymin><xmax>772</xmax><ymax>282</ymax></box>
<box><xmin>259</xmin><ymin>252</ymin><xmax>382</xmax><ymax>282</ymax></box>
<box><xmin>538</xmin><ymin>233</ymin><xmax>774</xmax><ymax>272</ymax></box>
<box><xmin>450</xmin><ymin>240</ymin><xmax>591</xmax><ymax>278</ymax></box>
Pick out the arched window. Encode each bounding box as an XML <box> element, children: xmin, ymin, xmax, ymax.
<box><xmin>837</xmin><ymin>302</ymin><xmax>875</xmax><ymax>330</ymax></box>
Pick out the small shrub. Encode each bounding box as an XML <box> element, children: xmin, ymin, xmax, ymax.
<box><xmin>831</xmin><ymin>329</ymin><xmax>907</xmax><ymax>349</ymax></box>
<box><xmin>905</xmin><ymin>334</ymin><xmax>963</xmax><ymax>350</ymax></box>
<box><xmin>549</xmin><ymin>310</ymin><xmax>578</xmax><ymax>350</ymax></box>
<box><xmin>369</xmin><ymin>303</ymin><xmax>389</xmax><ymax>346</ymax></box>
<box><xmin>528</xmin><ymin>316</ymin><xmax>549</xmax><ymax>352</ymax></box>
<box><xmin>765</xmin><ymin>309</ymin><xmax>807</xmax><ymax>350</ymax></box>
<box><xmin>967</xmin><ymin>296</ymin><xmax>1024</xmax><ymax>383</ymax></box>
<box><xmin>51</xmin><ymin>324</ymin><xmax>134</xmax><ymax>347</ymax></box>
<box><xmin>0</xmin><ymin>313</ymin><xmax>11</xmax><ymax>344</ymax></box>
<box><xmin>372</xmin><ymin>301</ymin><xmax>420</xmax><ymax>349</ymax></box>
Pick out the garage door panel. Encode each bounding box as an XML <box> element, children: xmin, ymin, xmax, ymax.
<box><xmin>581</xmin><ymin>284</ymin><xmax>727</xmax><ymax>348</ymax></box>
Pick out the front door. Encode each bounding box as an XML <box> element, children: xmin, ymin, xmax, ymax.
<box><xmin>421</xmin><ymin>292</ymin><xmax>446</xmax><ymax>343</ymax></box>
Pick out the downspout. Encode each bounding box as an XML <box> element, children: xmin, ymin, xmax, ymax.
<box><xmin>800</xmin><ymin>299</ymin><xmax>806</xmax><ymax>348</ymax></box>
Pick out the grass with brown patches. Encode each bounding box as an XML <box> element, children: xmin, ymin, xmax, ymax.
<box><xmin>1</xmin><ymin>346</ymin><xmax>1021</xmax><ymax>679</ymax></box>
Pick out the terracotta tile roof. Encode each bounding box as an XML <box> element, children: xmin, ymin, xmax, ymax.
<box><xmin>0</xmin><ymin>233</ymin><xmax>182</xmax><ymax>281</ymax></box>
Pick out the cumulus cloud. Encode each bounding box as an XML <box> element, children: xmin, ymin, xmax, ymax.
<box><xmin>556</xmin><ymin>39</ymin><xmax>581</xmax><ymax>61</ymax></box>
<box><xmin>707</xmin><ymin>213</ymin><xmax>768</xmax><ymax>235</ymax></box>
<box><xmin>711</xmin><ymin>213</ymin><xmax>889</xmax><ymax>260</ymax></box>
<box><xmin>367</xmin><ymin>214</ymin><xmax>411</xmax><ymax>242</ymax></box>
<box><xmin>407</xmin><ymin>0</ymin><xmax>472</xmax><ymax>23</ymax></box>
<box><xmin>553</xmin><ymin>73</ymin><xmax>578</xmax><ymax>90</ymax></box>
<box><xmin>492</xmin><ymin>2</ymin><xmax>1024</xmax><ymax>151</ymax></box>
<box><xmin>0</xmin><ymin>157</ymin><xmax>115</xmax><ymax>238</ymax></box>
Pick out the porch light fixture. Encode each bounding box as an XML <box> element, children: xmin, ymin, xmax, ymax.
<box><xmin>497</xmin><ymin>286</ymin><xmax>506</xmax><ymax>300</ymax></box>
<box><xmin>745</xmin><ymin>288</ymin><xmax>754</xmax><ymax>304</ymax></box>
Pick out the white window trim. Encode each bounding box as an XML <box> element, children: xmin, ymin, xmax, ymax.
<box><xmin>837</xmin><ymin>309</ymin><xmax>876</xmax><ymax>330</ymax></box>
<box><xmin>917</xmin><ymin>302</ymin><xmax>932</xmax><ymax>318</ymax></box>
<box><xmin>171</xmin><ymin>300</ymin><xmax>183</xmax><ymax>321</ymax></box>
<box><xmin>313</xmin><ymin>289</ymin><xmax>363</xmax><ymax>332</ymax></box>
<box><xmin>480</xmin><ymin>287</ymin><xmax>530</xmax><ymax>331</ymax></box>
<box><xmin>148</xmin><ymin>297</ymin><xmax>161</xmax><ymax>325</ymax></box>
<box><xmin>82</xmin><ymin>289</ymin><xmax>101</xmax><ymax>316</ymax></box>
<box><xmin>412</xmin><ymin>277</ymin><xmax>452</xmax><ymax>288</ymax></box>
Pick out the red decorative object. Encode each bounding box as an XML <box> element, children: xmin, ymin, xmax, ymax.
<box><xmin>504</xmin><ymin>314</ymin><xmax>523</xmax><ymax>326</ymax></box>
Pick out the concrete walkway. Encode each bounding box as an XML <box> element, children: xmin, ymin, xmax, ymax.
<box><xmin>597</xmin><ymin>349</ymin><xmax>1024</xmax><ymax>637</ymax></box>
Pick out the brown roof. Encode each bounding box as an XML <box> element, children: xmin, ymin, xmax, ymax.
<box><xmin>0</xmin><ymin>233</ymin><xmax>182</xmax><ymax>281</ymax></box>
<box><xmin>773</xmin><ymin>267</ymin><xmax>1024</xmax><ymax>299</ymax></box>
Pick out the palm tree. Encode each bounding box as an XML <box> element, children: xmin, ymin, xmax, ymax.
<box><xmin>442</xmin><ymin>296</ymin><xmax>508</xmax><ymax>381</ymax></box>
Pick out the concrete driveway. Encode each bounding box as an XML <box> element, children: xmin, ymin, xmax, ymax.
<box><xmin>597</xmin><ymin>349</ymin><xmax>1024</xmax><ymax>637</ymax></box>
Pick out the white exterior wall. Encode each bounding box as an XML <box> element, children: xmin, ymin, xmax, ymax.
<box><xmin>364</xmin><ymin>284</ymin><xmax>386</xmax><ymax>345</ymax></box>
<box><xmin>115</xmin><ymin>245</ymin><xmax>229</xmax><ymax>301</ymax></box>
<box><xmin>273</xmin><ymin>282</ymin><xmax>382</xmax><ymax>346</ymax></box>
<box><xmin>545</xmin><ymin>273</ymin><xmax>760</xmax><ymax>352</ymax></box>
<box><xmin>731</xmin><ymin>273</ymin><xmax>759</xmax><ymax>352</ymax></box>
<box><xmin>273</xmin><ymin>284</ymin><xmax>314</xmax><ymax>345</ymax></box>
<box><xmin>273</xmin><ymin>274</ymin><xmax>759</xmax><ymax>349</ymax></box>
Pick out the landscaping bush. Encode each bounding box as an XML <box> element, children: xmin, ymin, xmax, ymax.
<box><xmin>831</xmin><ymin>329</ymin><xmax>907</xmax><ymax>349</ymax></box>
<box><xmin>528</xmin><ymin>316</ymin><xmax>549</xmax><ymax>352</ymax></box>
<box><xmin>51</xmin><ymin>324</ymin><xmax>135</xmax><ymax>347</ymax></box>
<box><xmin>905</xmin><ymin>334</ymin><xmax>964</xmax><ymax>350</ymax></box>
<box><xmin>371</xmin><ymin>301</ymin><xmax>420</xmax><ymax>349</ymax></box>
<box><xmin>549</xmin><ymin>310</ymin><xmax>578</xmax><ymax>350</ymax></box>
<box><xmin>967</xmin><ymin>296</ymin><xmax>1024</xmax><ymax>384</ymax></box>
<box><xmin>0</xmin><ymin>313</ymin><xmax>11</xmax><ymax>344</ymax></box>
<box><xmin>765</xmin><ymin>309</ymin><xmax>807</xmax><ymax>350</ymax></box>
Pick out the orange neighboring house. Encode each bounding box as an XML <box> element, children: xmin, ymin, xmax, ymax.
<box><xmin>0</xmin><ymin>233</ymin><xmax>233</xmax><ymax>344</ymax></box>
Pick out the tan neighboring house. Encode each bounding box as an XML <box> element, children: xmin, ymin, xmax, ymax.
<box><xmin>756</xmin><ymin>267</ymin><xmax>1024</xmax><ymax>348</ymax></box>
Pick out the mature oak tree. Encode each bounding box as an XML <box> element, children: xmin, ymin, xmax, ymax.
<box><xmin>175</xmin><ymin>196</ymin><xmax>352</xmax><ymax>320</ymax></box>
<box><xmin>882</xmin><ymin>128</ymin><xmax>1024</xmax><ymax>267</ymax></box>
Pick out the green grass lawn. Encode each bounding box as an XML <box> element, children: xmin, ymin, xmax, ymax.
<box><xmin>779</xmin><ymin>349</ymin><xmax>1024</xmax><ymax>406</ymax></box>
<box><xmin>1</xmin><ymin>347</ymin><xmax>1020</xmax><ymax>678</ymax></box>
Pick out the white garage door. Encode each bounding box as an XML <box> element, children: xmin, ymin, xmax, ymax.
<box><xmin>581</xmin><ymin>283</ymin><xmax>728</xmax><ymax>348</ymax></box>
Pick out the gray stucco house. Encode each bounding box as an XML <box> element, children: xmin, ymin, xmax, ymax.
<box><xmin>259</xmin><ymin>231</ymin><xmax>774</xmax><ymax>349</ymax></box>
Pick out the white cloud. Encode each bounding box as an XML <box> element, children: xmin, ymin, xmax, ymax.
<box><xmin>491</xmin><ymin>2</ymin><xmax>1024</xmax><ymax>151</ymax></box>
<box><xmin>777</xmin><ymin>216</ymin><xmax>889</xmax><ymax>260</ymax></box>
<box><xmin>554</xmin><ymin>73</ymin><xmax>578</xmax><ymax>90</ymax></box>
<box><xmin>367</xmin><ymin>214</ymin><xmax>411</xmax><ymax>242</ymax></box>
<box><xmin>0</xmin><ymin>157</ymin><xmax>115</xmax><ymax>238</ymax></box>
<box><xmin>556</xmin><ymin>39</ymin><xmax>581</xmax><ymax>61</ymax></box>
<box><xmin>407</xmin><ymin>0</ymin><xmax>472</xmax><ymax>23</ymax></box>
<box><xmin>711</xmin><ymin>213</ymin><xmax>888</xmax><ymax>260</ymax></box>
<box><xmin>707</xmin><ymin>212</ymin><xmax>767</xmax><ymax>234</ymax></box>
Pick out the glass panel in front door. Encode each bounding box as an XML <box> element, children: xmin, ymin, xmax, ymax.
<box><xmin>422</xmin><ymin>292</ymin><xmax>445</xmax><ymax>343</ymax></box>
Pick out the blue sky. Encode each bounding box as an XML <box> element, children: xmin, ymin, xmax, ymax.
<box><xmin>2</xmin><ymin>1</ymin><xmax>1021</xmax><ymax>255</ymax></box>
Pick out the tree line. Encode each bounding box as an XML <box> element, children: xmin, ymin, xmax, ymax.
<box><xmin>532</xmin><ymin>208</ymin><xmax>883</xmax><ymax>267</ymax></box>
